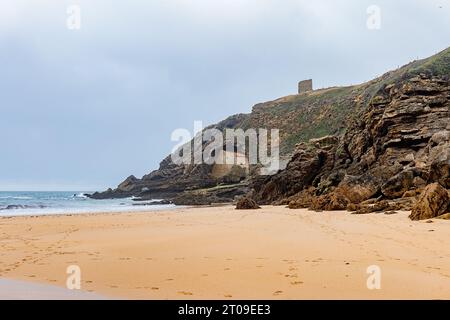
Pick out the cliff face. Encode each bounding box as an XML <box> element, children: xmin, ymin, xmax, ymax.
<box><xmin>252</xmin><ymin>73</ymin><xmax>449</xmax><ymax>207</ymax></box>
<box><xmin>89</xmin><ymin>114</ymin><xmax>254</xmax><ymax>203</ymax></box>
<box><xmin>90</xmin><ymin>47</ymin><xmax>450</xmax><ymax>211</ymax></box>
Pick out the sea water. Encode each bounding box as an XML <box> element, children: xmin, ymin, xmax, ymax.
<box><xmin>0</xmin><ymin>191</ymin><xmax>175</xmax><ymax>217</ymax></box>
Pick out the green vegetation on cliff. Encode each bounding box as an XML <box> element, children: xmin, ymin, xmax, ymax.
<box><xmin>220</xmin><ymin>46</ymin><xmax>450</xmax><ymax>156</ymax></box>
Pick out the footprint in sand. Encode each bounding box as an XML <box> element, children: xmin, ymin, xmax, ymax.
<box><xmin>224</xmin><ymin>294</ymin><xmax>233</xmax><ymax>298</ymax></box>
<box><xmin>178</xmin><ymin>291</ymin><xmax>193</xmax><ymax>296</ymax></box>
<box><xmin>151</xmin><ymin>287</ymin><xmax>159</xmax><ymax>290</ymax></box>
<box><xmin>290</xmin><ymin>281</ymin><xmax>303</xmax><ymax>285</ymax></box>
<box><xmin>273</xmin><ymin>290</ymin><xmax>283</xmax><ymax>296</ymax></box>
<box><xmin>282</xmin><ymin>260</ymin><xmax>295</xmax><ymax>264</ymax></box>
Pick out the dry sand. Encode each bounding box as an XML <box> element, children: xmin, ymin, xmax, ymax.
<box><xmin>0</xmin><ymin>205</ymin><xmax>449</xmax><ymax>300</ymax></box>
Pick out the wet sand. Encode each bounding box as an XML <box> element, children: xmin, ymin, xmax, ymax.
<box><xmin>0</xmin><ymin>278</ymin><xmax>107</xmax><ymax>300</ymax></box>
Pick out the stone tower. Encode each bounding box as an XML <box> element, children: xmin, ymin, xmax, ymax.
<box><xmin>298</xmin><ymin>79</ymin><xmax>313</xmax><ymax>94</ymax></box>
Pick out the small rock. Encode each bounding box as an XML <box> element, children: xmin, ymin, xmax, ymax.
<box><xmin>381</xmin><ymin>170</ymin><xmax>415</xmax><ymax>199</ymax></box>
<box><xmin>236</xmin><ymin>197</ymin><xmax>261</xmax><ymax>210</ymax></box>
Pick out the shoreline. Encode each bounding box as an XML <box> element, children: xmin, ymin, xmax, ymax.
<box><xmin>0</xmin><ymin>278</ymin><xmax>109</xmax><ymax>300</ymax></box>
<box><xmin>1</xmin><ymin>205</ymin><xmax>449</xmax><ymax>299</ymax></box>
<box><xmin>0</xmin><ymin>204</ymin><xmax>184</xmax><ymax>219</ymax></box>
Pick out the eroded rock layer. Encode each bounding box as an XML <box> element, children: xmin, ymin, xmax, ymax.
<box><xmin>90</xmin><ymin>47</ymin><xmax>450</xmax><ymax>216</ymax></box>
<box><xmin>251</xmin><ymin>74</ymin><xmax>449</xmax><ymax>219</ymax></box>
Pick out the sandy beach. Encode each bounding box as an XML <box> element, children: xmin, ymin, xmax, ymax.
<box><xmin>1</xmin><ymin>205</ymin><xmax>449</xmax><ymax>300</ymax></box>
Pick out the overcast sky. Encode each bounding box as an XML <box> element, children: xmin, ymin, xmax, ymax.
<box><xmin>0</xmin><ymin>0</ymin><xmax>449</xmax><ymax>191</ymax></box>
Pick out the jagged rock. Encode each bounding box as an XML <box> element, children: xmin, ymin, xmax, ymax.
<box><xmin>236</xmin><ymin>197</ymin><xmax>260</xmax><ymax>210</ymax></box>
<box><xmin>118</xmin><ymin>175</ymin><xmax>139</xmax><ymax>192</ymax></box>
<box><xmin>389</xmin><ymin>197</ymin><xmax>416</xmax><ymax>211</ymax></box>
<box><xmin>89</xmin><ymin>188</ymin><xmax>129</xmax><ymax>200</ymax></box>
<box><xmin>350</xmin><ymin>197</ymin><xmax>413</xmax><ymax>214</ymax></box>
<box><xmin>287</xmin><ymin>187</ymin><xmax>316</xmax><ymax>209</ymax></box>
<box><xmin>132</xmin><ymin>200</ymin><xmax>173</xmax><ymax>206</ymax></box>
<box><xmin>381</xmin><ymin>170</ymin><xmax>415</xmax><ymax>199</ymax></box>
<box><xmin>346</xmin><ymin>203</ymin><xmax>359</xmax><ymax>212</ymax></box>
<box><xmin>409</xmin><ymin>183</ymin><xmax>449</xmax><ymax>220</ymax></box>
<box><xmin>335</xmin><ymin>174</ymin><xmax>381</xmax><ymax>204</ymax></box>
<box><xmin>427</xmin><ymin>135</ymin><xmax>450</xmax><ymax>188</ymax></box>
<box><xmin>351</xmin><ymin>200</ymin><xmax>391</xmax><ymax>214</ymax></box>
<box><xmin>309</xmin><ymin>135</ymin><xmax>339</xmax><ymax>150</ymax></box>
<box><xmin>252</xmin><ymin>136</ymin><xmax>338</xmax><ymax>204</ymax></box>
<box><xmin>412</xmin><ymin>176</ymin><xmax>427</xmax><ymax>189</ymax></box>
<box><xmin>250</xmin><ymin>68</ymin><xmax>449</xmax><ymax>213</ymax></box>
<box><xmin>437</xmin><ymin>213</ymin><xmax>450</xmax><ymax>220</ymax></box>
<box><xmin>402</xmin><ymin>189</ymin><xmax>423</xmax><ymax>198</ymax></box>
<box><xmin>309</xmin><ymin>192</ymin><xmax>350</xmax><ymax>211</ymax></box>
<box><xmin>172</xmin><ymin>193</ymin><xmax>228</xmax><ymax>206</ymax></box>
<box><xmin>172</xmin><ymin>183</ymin><xmax>249</xmax><ymax>206</ymax></box>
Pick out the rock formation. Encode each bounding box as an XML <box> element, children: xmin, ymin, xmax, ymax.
<box><xmin>409</xmin><ymin>183</ymin><xmax>449</xmax><ymax>220</ymax></box>
<box><xmin>89</xmin><ymin>47</ymin><xmax>450</xmax><ymax>219</ymax></box>
<box><xmin>236</xmin><ymin>197</ymin><xmax>261</xmax><ymax>210</ymax></box>
<box><xmin>251</xmin><ymin>51</ymin><xmax>450</xmax><ymax>220</ymax></box>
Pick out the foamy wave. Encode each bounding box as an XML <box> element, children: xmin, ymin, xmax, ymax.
<box><xmin>0</xmin><ymin>196</ymin><xmax>32</xmax><ymax>200</ymax></box>
<box><xmin>0</xmin><ymin>204</ymin><xmax>47</xmax><ymax>211</ymax></box>
<box><xmin>73</xmin><ymin>193</ymin><xmax>88</xmax><ymax>199</ymax></box>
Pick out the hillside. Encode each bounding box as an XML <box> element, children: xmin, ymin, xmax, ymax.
<box><xmin>89</xmin><ymin>47</ymin><xmax>450</xmax><ymax>211</ymax></box>
<box><xmin>251</xmin><ymin>47</ymin><xmax>449</xmax><ymax>219</ymax></box>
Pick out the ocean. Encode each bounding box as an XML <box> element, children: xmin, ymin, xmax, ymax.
<box><xmin>0</xmin><ymin>191</ymin><xmax>175</xmax><ymax>217</ymax></box>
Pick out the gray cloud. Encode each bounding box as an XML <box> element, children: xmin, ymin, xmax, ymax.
<box><xmin>0</xmin><ymin>0</ymin><xmax>449</xmax><ymax>190</ymax></box>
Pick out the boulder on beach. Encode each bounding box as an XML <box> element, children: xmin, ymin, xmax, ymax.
<box><xmin>236</xmin><ymin>197</ymin><xmax>261</xmax><ymax>210</ymax></box>
<box><xmin>409</xmin><ymin>183</ymin><xmax>449</xmax><ymax>221</ymax></box>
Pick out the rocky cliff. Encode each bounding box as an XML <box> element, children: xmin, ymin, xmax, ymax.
<box><xmin>90</xmin><ymin>47</ymin><xmax>450</xmax><ymax>217</ymax></box>
<box><xmin>251</xmin><ymin>48</ymin><xmax>450</xmax><ymax>219</ymax></box>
